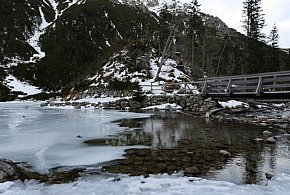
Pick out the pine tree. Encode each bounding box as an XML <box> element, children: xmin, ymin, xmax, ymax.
<box><xmin>268</xmin><ymin>23</ymin><xmax>279</xmax><ymax>48</ymax></box>
<box><xmin>186</xmin><ymin>0</ymin><xmax>202</xmax><ymax>76</ymax></box>
<box><xmin>268</xmin><ymin>23</ymin><xmax>279</xmax><ymax>71</ymax></box>
<box><xmin>242</xmin><ymin>0</ymin><xmax>265</xmax><ymax>41</ymax></box>
<box><xmin>242</xmin><ymin>0</ymin><xmax>266</xmax><ymax>73</ymax></box>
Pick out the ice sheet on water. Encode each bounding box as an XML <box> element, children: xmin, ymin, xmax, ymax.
<box><xmin>0</xmin><ymin>102</ymin><xmax>151</xmax><ymax>173</ymax></box>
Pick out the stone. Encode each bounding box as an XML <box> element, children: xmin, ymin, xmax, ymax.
<box><xmin>263</xmin><ymin>131</ymin><xmax>273</xmax><ymax>137</ymax></box>
<box><xmin>128</xmin><ymin>99</ymin><xmax>142</xmax><ymax>109</ymax></box>
<box><xmin>265</xmin><ymin>137</ymin><xmax>276</xmax><ymax>144</ymax></box>
<box><xmin>219</xmin><ymin>150</ymin><xmax>231</xmax><ymax>157</ymax></box>
<box><xmin>40</xmin><ymin>102</ymin><xmax>49</xmax><ymax>107</ymax></box>
<box><xmin>154</xmin><ymin>107</ymin><xmax>160</xmax><ymax>112</ymax></box>
<box><xmin>180</xmin><ymin>100</ymin><xmax>186</xmax><ymax>108</ymax></box>
<box><xmin>265</xmin><ymin>171</ymin><xmax>275</xmax><ymax>180</ymax></box>
<box><xmin>17</xmin><ymin>165</ymin><xmax>47</xmax><ymax>182</ymax></box>
<box><xmin>165</xmin><ymin>105</ymin><xmax>172</xmax><ymax>111</ymax></box>
<box><xmin>74</xmin><ymin>105</ymin><xmax>81</xmax><ymax>109</ymax></box>
<box><xmin>120</xmin><ymin>101</ymin><xmax>129</xmax><ymax>109</ymax></box>
<box><xmin>204</xmin><ymin>97</ymin><xmax>212</xmax><ymax>102</ymax></box>
<box><xmin>0</xmin><ymin>159</ymin><xmax>19</xmax><ymax>183</ymax></box>
<box><xmin>184</xmin><ymin>166</ymin><xmax>200</xmax><ymax>175</ymax></box>
<box><xmin>254</xmin><ymin>138</ymin><xmax>263</xmax><ymax>143</ymax></box>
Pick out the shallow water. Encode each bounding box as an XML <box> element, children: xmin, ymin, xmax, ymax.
<box><xmin>101</xmin><ymin>112</ymin><xmax>290</xmax><ymax>184</ymax></box>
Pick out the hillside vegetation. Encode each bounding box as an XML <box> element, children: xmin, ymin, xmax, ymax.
<box><xmin>0</xmin><ymin>0</ymin><xmax>289</xmax><ymax>101</ymax></box>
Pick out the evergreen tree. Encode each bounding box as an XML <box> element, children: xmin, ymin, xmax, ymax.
<box><xmin>186</xmin><ymin>0</ymin><xmax>202</xmax><ymax>76</ymax></box>
<box><xmin>242</xmin><ymin>0</ymin><xmax>265</xmax><ymax>41</ymax></box>
<box><xmin>267</xmin><ymin>23</ymin><xmax>279</xmax><ymax>71</ymax></box>
<box><xmin>268</xmin><ymin>23</ymin><xmax>279</xmax><ymax>48</ymax></box>
<box><xmin>242</xmin><ymin>0</ymin><xmax>266</xmax><ymax>73</ymax></box>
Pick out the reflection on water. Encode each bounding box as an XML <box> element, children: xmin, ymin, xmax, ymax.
<box><xmin>98</xmin><ymin>112</ymin><xmax>290</xmax><ymax>184</ymax></box>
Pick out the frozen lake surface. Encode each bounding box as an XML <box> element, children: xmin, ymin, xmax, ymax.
<box><xmin>0</xmin><ymin>102</ymin><xmax>151</xmax><ymax>172</ymax></box>
<box><xmin>0</xmin><ymin>102</ymin><xmax>290</xmax><ymax>194</ymax></box>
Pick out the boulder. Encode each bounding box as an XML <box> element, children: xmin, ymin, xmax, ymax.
<box><xmin>154</xmin><ymin>107</ymin><xmax>160</xmax><ymax>112</ymax></box>
<box><xmin>265</xmin><ymin>171</ymin><xmax>275</xmax><ymax>180</ymax></box>
<box><xmin>265</xmin><ymin>137</ymin><xmax>276</xmax><ymax>144</ymax></box>
<box><xmin>219</xmin><ymin>150</ymin><xmax>231</xmax><ymax>157</ymax></box>
<box><xmin>128</xmin><ymin>99</ymin><xmax>142</xmax><ymax>109</ymax></box>
<box><xmin>184</xmin><ymin>166</ymin><xmax>200</xmax><ymax>175</ymax></box>
<box><xmin>165</xmin><ymin>105</ymin><xmax>172</xmax><ymax>111</ymax></box>
<box><xmin>0</xmin><ymin>159</ymin><xmax>19</xmax><ymax>183</ymax></box>
<box><xmin>263</xmin><ymin>131</ymin><xmax>273</xmax><ymax>137</ymax></box>
<box><xmin>120</xmin><ymin>101</ymin><xmax>129</xmax><ymax>109</ymax></box>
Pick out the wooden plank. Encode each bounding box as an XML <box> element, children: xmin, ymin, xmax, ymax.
<box><xmin>262</xmin><ymin>76</ymin><xmax>290</xmax><ymax>83</ymax></box>
<box><xmin>231</xmin><ymin>79</ymin><xmax>259</xmax><ymax>85</ymax></box>
<box><xmin>231</xmin><ymin>86</ymin><xmax>257</xmax><ymax>90</ymax></box>
<box><xmin>232</xmin><ymin>92</ymin><xmax>258</xmax><ymax>95</ymax></box>
<box><xmin>262</xmin><ymin>84</ymin><xmax>290</xmax><ymax>89</ymax></box>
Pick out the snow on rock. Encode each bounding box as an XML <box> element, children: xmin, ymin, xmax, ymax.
<box><xmin>219</xmin><ymin>100</ymin><xmax>248</xmax><ymax>108</ymax></box>
<box><xmin>142</xmin><ymin>103</ymin><xmax>182</xmax><ymax>111</ymax></box>
<box><xmin>4</xmin><ymin>75</ymin><xmax>41</xmax><ymax>96</ymax></box>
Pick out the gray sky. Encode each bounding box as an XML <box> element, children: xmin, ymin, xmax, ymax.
<box><xmin>197</xmin><ymin>0</ymin><xmax>290</xmax><ymax>48</ymax></box>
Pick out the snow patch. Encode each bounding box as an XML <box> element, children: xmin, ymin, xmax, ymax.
<box><xmin>219</xmin><ymin>100</ymin><xmax>248</xmax><ymax>108</ymax></box>
<box><xmin>4</xmin><ymin>75</ymin><xmax>41</xmax><ymax>96</ymax></box>
<box><xmin>142</xmin><ymin>103</ymin><xmax>182</xmax><ymax>110</ymax></box>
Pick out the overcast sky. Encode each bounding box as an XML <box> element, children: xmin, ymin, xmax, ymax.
<box><xmin>196</xmin><ymin>0</ymin><xmax>290</xmax><ymax>48</ymax></box>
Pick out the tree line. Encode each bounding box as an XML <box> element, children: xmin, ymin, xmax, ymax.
<box><xmin>154</xmin><ymin>0</ymin><xmax>289</xmax><ymax>79</ymax></box>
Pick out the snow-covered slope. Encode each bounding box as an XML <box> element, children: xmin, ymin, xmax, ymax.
<box><xmin>4</xmin><ymin>75</ymin><xmax>42</xmax><ymax>97</ymax></box>
<box><xmin>86</xmin><ymin>48</ymin><xmax>198</xmax><ymax>96</ymax></box>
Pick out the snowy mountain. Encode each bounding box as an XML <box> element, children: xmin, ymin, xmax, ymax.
<box><xmin>1</xmin><ymin>0</ymin><xmax>289</xmax><ymax>101</ymax></box>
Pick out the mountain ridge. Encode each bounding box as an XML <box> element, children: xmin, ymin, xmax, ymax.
<box><xmin>0</xmin><ymin>0</ymin><xmax>289</xmax><ymax>101</ymax></box>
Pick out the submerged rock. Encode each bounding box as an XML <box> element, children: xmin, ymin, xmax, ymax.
<box><xmin>0</xmin><ymin>159</ymin><xmax>19</xmax><ymax>183</ymax></box>
<box><xmin>264</xmin><ymin>137</ymin><xmax>276</xmax><ymax>144</ymax></box>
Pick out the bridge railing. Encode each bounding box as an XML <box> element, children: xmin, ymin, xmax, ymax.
<box><xmin>198</xmin><ymin>71</ymin><xmax>290</xmax><ymax>96</ymax></box>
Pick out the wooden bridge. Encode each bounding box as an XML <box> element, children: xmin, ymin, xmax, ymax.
<box><xmin>197</xmin><ymin>70</ymin><xmax>290</xmax><ymax>98</ymax></box>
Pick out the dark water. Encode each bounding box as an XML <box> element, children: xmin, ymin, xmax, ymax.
<box><xmin>85</xmin><ymin>112</ymin><xmax>290</xmax><ymax>184</ymax></box>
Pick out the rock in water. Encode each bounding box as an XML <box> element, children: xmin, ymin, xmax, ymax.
<box><xmin>184</xmin><ymin>166</ymin><xmax>200</xmax><ymax>175</ymax></box>
<box><xmin>265</xmin><ymin>137</ymin><xmax>276</xmax><ymax>144</ymax></box>
<box><xmin>219</xmin><ymin>150</ymin><xmax>231</xmax><ymax>157</ymax></box>
<box><xmin>265</xmin><ymin>171</ymin><xmax>275</xmax><ymax>180</ymax></box>
<box><xmin>263</xmin><ymin>131</ymin><xmax>273</xmax><ymax>137</ymax></box>
<box><xmin>0</xmin><ymin>159</ymin><xmax>19</xmax><ymax>183</ymax></box>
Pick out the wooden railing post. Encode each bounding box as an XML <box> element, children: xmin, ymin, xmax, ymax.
<box><xmin>226</xmin><ymin>78</ymin><xmax>232</xmax><ymax>95</ymax></box>
<box><xmin>256</xmin><ymin>75</ymin><xmax>262</xmax><ymax>95</ymax></box>
<box><xmin>201</xmin><ymin>78</ymin><xmax>208</xmax><ymax>95</ymax></box>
